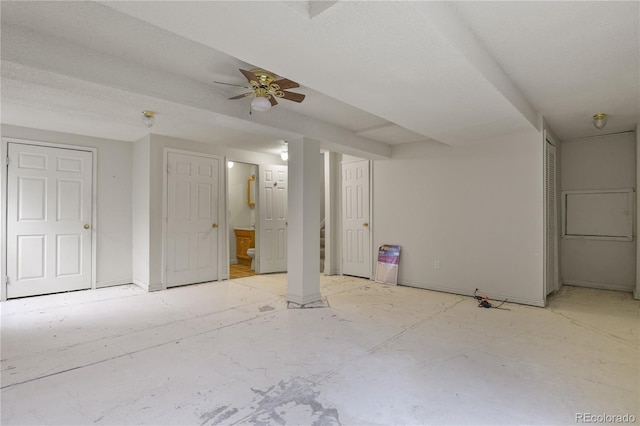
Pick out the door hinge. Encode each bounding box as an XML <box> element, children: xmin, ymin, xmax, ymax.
<box><xmin>166</xmin><ymin>163</ymin><xmax>171</xmax><ymax>174</ymax></box>
<box><xmin>3</xmin><ymin>276</ymin><xmax>8</xmax><ymax>285</ymax></box>
<box><xmin>5</xmin><ymin>156</ymin><xmax>9</xmax><ymax>166</ymax></box>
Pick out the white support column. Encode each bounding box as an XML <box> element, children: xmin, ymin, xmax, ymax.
<box><xmin>287</xmin><ymin>137</ymin><xmax>321</xmax><ymax>305</ymax></box>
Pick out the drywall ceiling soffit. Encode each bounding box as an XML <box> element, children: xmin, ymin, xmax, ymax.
<box><xmin>283</xmin><ymin>1</ymin><xmax>338</xmax><ymax>19</ymax></box>
<box><xmin>0</xmin><ymin>3</ymin><xmax>392</xmax><ymax>158</ymax></box>
<box><xmin>0</xmin><ymin>8</ymin><xmax>391</xmax><ymax>158</ymax></box>
<box><xmin>454</xmin><ymin>1</ymin><xmax>639</xmax><ymax>140</ymax></box>
<box><xmin>355</xmin><ymin>123</ymin><xmax>436</xmax><ymax>146</ymax></box>
<box><xmin>0</xmin><ymin>1</ymin><xmax>389</xmax><ymax>135</ymax></box>
<box><xmin>1</xmin><ymin>61</ymin><xmax>294</xmax><ymax>151</ymax></box>
<box><xmin>101</xmin><ymin>1</ymin><xmax>540</xmax><ymax>146</ymax></box>
<box><xmin>2</xmin><ymin>58</ymin><xmax>390</xmax><ymax>158</ymax></box>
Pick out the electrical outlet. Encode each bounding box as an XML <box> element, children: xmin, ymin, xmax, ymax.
<box><xmin>434</xmin><ymin>260</ymin><xmax>440</xmax><ymax>269</ymax></box>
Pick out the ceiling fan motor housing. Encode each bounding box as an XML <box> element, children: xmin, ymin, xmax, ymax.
<box><xmin>250</xmin><ymin>68</ymin><xmax>276</xmax><ymax>87</ymax></box>
<box><xmin>250</xmin><ymin>69</ymin><xmax>284</xmax><ymax>99</ymax></box>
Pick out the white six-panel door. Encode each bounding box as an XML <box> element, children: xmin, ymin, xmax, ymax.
<box><xmin>258</xmin><ymin>164</ymin><xmax>288</xmax><ymax>274</ymax></box>
<box><xmin>6</xmin><ymin>143</ymin><xmax>93</xmax><ymax>298</ymax></box>
<box><xmin>166</xmin><ymin>152</ymin><xmax>219</xmax><ymax>287</ymax></box>
<box><xmin>342</xmin><ymin>160</ymin><xmax>370</xmax><ymax>278</ymax></box>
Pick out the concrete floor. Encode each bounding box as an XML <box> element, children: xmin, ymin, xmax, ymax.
<box><xmin>1</xmin><ymin>275</ymin><xmax>638</xmax><ymax>425</ymax></box>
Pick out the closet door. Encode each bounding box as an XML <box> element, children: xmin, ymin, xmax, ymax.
<box><xmin>342</xmin><ymin>160</ymin><xmax>370</xmax><ymax>278</ymax></box>
<box><xmin>6</xmin><ymin>143</ymin><xmax>93</xmax><ymax>298</ymax></box>
<box><xmin>166</xmin><ymin>152</ymin><xmax>219</xmax><ymax>287</ymax></box>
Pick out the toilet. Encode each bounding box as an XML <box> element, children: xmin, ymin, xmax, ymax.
<box><xmin>247</xmin><ymin>248</ymin><xmax>255</xmax><ymax>270</ymax></box>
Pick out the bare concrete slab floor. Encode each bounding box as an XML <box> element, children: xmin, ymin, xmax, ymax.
<box><xmin>1</xmin><ymin>276</ymin><xmax>638</xmax><ymax>425</ymax></box>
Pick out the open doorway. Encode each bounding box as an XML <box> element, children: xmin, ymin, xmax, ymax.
<box><xmin>227</xmin><ymin>160</ymin><xmax>257</xmax><ymax>279</ymax></box>
<box><xmin>227</xmin><ymin>160</ymin><xmax>289</xmax><ymax>279</ymax></box>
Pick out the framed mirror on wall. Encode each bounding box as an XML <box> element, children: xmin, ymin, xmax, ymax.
<box><xmin>248</xmin><ymin>175</ymin><xmax>255</xmax><ymax>207</ymax></box>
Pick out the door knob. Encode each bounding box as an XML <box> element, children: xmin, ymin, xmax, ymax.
<box><xmin>363</xmin><ymin>223</ymin><xmax>369</xmax><ymax>227</ymax></box>
<box><xmin>84</xmin><ymin>224</ymin><xmax>90</xmax><ymax>230</ymax></box>
<box><xmin>212</xmin><ymin>223</ymin><xmax>218</xmax><ymax>228</ymax></box>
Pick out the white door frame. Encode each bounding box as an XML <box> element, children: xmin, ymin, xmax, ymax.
<box><xmin>223</xmin><ymin>159</ymin><xmax>258</xmax><ymax>279</ymax></box>
<box><xmin>223</xmin><ymin>156</ymin><xmax>230</xmax><ymax>280</ymax></box>
<box><xmin>1</xmin><ymin>137</ymin><xmax>98</xmax><ymax>301</ymax></box>
<box><xmin>161</xmin><ymin>148</ymin><xmax>226</xmax><ymax>289</ymax></box>
<box><xmin>543</xmin><ymin>130</ymin><xmax>559</xmax><ymax>302</ymax></box>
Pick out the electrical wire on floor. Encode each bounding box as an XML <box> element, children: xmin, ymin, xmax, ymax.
<box><xmin>473</xmin><ymin>288</ymin><xmax>510</xmax><ymax>310</ymax></box>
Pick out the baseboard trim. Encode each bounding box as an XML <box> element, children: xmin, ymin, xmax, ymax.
<box><xmin>96</xmin><ymin>279</ymin><xmax>132</xmax><ymax>289</ymax></box>
<box><xmin>132</xmin><ymin>279</ymin><xmax>149</xmax><ymax>291</ymax></box>
<box><xmin>132</xmin><ymin>279</ymin><xmax>162</xmax><ymax>292</ymax></box>
<box><xmin>563</xmin><ymin>280</ymin><xmax>634</xmax><ymax>293</ymax></box>
<box><xmin>287</xmin><ymin>292</ymin><xmax>322</xmax><ymax>305</ymax></box>
<box><xmin>398</xmin><ymin>279</ymin><xmax>545</xmax><ymax>307</ymax></box>
<box><xmin>148</xmin><ymin>282</ymin><xmax>163</xmax><ymax>292</ymax></box>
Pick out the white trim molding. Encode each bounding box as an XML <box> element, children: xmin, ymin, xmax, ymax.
<box><xmin>97</xmin><ymin>279</ymin><xmax>133</xmax><ymax>289</ymax></box>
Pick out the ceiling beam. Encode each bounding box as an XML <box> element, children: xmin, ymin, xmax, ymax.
<box><xmin>2</xmin><ymin>23</ymin><xmax>391</xmax><ymax>159</ymax></box>
<box><xmin>102</xmin><ymin>1</ymin><xmax>539</xmax><ymax>146</ymax></box>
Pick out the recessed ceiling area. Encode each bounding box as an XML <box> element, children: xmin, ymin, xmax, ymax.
<box><xmin>453</xmin><ymin>1</ymin><xmax>639</xmax><ymax>139</ymax></box>
<box><xmin>1</xmin><ymin>1</ymin><xmax>638</xmax><ymax>155</ymax></box>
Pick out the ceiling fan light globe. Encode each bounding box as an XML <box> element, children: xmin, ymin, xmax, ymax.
<box><xmin>593</xmin><ymin>113</ymin><xmax>607</xmax><ymax>130</ymax></box>
<box><xmin>142</xmin><ymin>110</ymin><xmax>156</xmax><ymax>128</ymax></box>
<box><xmin>251</xmin><ymin>96</ymin><xmax>271</xmax><ymax>112</ymax></box>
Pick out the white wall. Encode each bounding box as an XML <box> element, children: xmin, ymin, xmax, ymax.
<box><xmin>0</xmin><ymin>127</ymin><xmax>283</xmax><ymax>293</ymax></box>
<box><xmin>132</xmin><ymin>135</ymin><xmax>151</xmax><ymax>288</ymax></box>
<box><xmin>146</xmin><ymin>134</ymin><xmax>283</xmax><ymax>288</ymax></box>
<box><xmin>637</xmin><ymin>126</ymin><xmax>640</xmax><ymax>299</ymax></box>
<box><xmin>1</xmin><ymin>125</ymin><xmax>133</xmax><ymax>288</ymax></box>
<box><xmin>228</xmin><ymin>162</ymin><xmax>256</xmax><ymax>262</ymax></box>
<box><xmin>372</xmin><ymin>129</ymin><xmax>544</xmax><ymax>306</ymax></box>
<box><xmin>320</xmin><ymin>153</ymin><xmax>325</xmax><ymax>223</ymax></box>
<box><xmin>324</xmin><ymin>152</ymin><xmax>341</xmax><ymax>276</ymax></box>
<box><xmin>561</xmin><ymin>132</ymin><xmax>637</xmax><ymax>292</ymax></box>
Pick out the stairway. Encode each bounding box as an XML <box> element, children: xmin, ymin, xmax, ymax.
<box><xmin>320</xmin><ymin>225</ymin><xmax>325</xmax><ymax>273</ymax></box>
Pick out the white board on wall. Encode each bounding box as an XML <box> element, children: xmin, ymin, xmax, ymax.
<box><xmin>562</xmin><ymin>188</ymin><xmax>634</xmax><ymax>241</ymax></box>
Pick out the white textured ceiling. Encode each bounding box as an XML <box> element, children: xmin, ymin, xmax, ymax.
<box><xmin>1</xmin><ymin>1</ymin><xmax>638</xmax><ymax>156</ymax></box>
<box><xmin>454</xmin><ymin>1</ymin><xmax>639</xmax><ymax>139</ymax></box>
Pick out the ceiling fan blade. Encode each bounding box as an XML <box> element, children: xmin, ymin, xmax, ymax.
<box><xmin>269</xmin><ymin>96</ymin><xmax>278</xmax><ymax>106</ymax></box>
<box><xmin>228</xmin><ymin>92</ymin><xmax>253</xmax><ymax>100</ymax></box>
<box><xmin>281</xmin><ymin>91</ymin><xmax>305</xmax><ymax>103</ymax></box>
<box><xmin>212</xmin><ymin>80</ymin><xmax>250</xmax><ymax>89</ymax></box>
<box><xmin>239</xmin><ymin>69</ymin><xmax>258</xmax><ymax>83</ymax></box>
<box><xmin>273</xmin><ymin>78</ymin><xmax>299</xmax><ymax>90</ymax></box>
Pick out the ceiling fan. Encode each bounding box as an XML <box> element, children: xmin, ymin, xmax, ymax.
<box><xmin>214</xmin><ymin>68</ymin><xmax>306</xmax><ymax>112</ymax></box>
